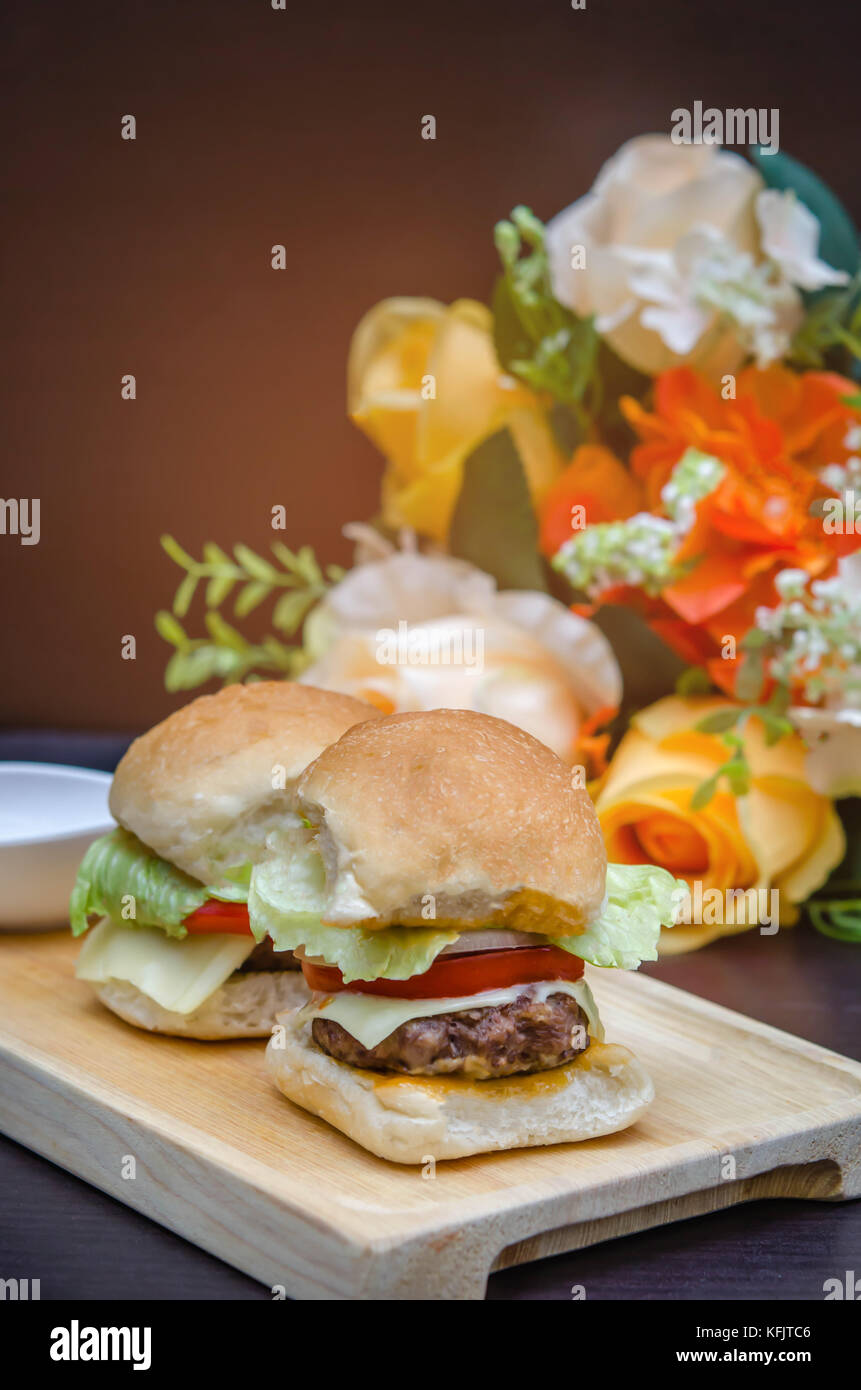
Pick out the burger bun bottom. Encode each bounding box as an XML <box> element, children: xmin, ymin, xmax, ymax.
<box><xmin>265</xmin><ymin>1008</ymin><xmax>654</xmax><ymax>1163</ymax></box>
<box><xmin>94</xmin><ymin>970</ymin><xmax>308</xmax><ymax>1040</ymax></box>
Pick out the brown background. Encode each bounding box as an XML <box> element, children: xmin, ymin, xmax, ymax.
<box><xmin>3</xmin><ymin>0</ymin><xmax>858</xmax><ymax>730</ymax></box>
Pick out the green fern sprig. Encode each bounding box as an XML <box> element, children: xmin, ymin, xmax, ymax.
<box><xmin>688</xmin><ymin>688</ymin><xmax>795</xmax><ymax>810</ymax></box>
<box><xmin>155</xmin><ymin>535</ymin><xmax>343</xmax><ymax>691</ymax></box>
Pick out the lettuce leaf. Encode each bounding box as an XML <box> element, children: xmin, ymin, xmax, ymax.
<box><xmin>248</xmin><ymin>846</ymin><xmax>682</xmax><ymax>980</ymax></box>
<box><xmin>556</xmin><ymin>863</ymin><xmax>682</xmax><ymax>969</ymax></box>
<box><xmin>69</xmin><ymin>829</ymin><xmax>248</xmax><ymax>938</ymax></box>
<box><xmin>249</xmin><ymin>851</ymin><xmax>459</xmax><ymax>983</ymax></box>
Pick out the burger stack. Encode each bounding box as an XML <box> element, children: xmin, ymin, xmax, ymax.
<box><xmin>70</xmin><ymin>686</ymin><xmax>679</xmax><ymax>1161</ymax></box>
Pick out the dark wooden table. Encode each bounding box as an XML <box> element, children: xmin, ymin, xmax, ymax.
<box><xmin>2</xmin><ymin>731</ymin><xmax>860</xmax><ymax>1300</ymax></box>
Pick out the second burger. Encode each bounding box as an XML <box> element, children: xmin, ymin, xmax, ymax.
<box><xmin>251</xmin><ymin>708</ymin><xmax>681</xmax><ymax>1161</ymax></box>
<box><xmin>71</xmin><ymin>682</ymin><xmax>379</xmax><ymax>1038</ymax></box>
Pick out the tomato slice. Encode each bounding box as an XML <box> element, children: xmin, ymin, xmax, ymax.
<box><xmin>301</xmin><ymin>945</ymin><xmax>584</xmax><ymax>999</ymax></box>
<box><xmin>183</xmin><ymin>900</ymin><xmax>253</xmax><ymax>936</ymax></box>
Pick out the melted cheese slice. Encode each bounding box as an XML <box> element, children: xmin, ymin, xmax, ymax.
<box><xmin>302</xmin><ymin>977</ymin><xmax>604</xmax><ymax>1052</ymax></box>
<box><xmin>76</xmin><ymin>918</ymin><xmax>256</xmax><ymax>1015</ymax></box>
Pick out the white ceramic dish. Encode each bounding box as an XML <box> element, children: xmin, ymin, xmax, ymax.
<box><xmin>0</xmin><ymin>763</ymin><xmax>114</xmax><ymax>929</ymax></box>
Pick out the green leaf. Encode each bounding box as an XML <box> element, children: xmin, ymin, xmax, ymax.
<box><xmin>676</xmin><ymin>666</ymin><xmax>714</xmax><ymax>697</ymax></box>
<box><xmin>808</xmin><ymin>900</ymin><xmax>861</xmax><ymax>943</ymax></box>
<box><xmin>69</xmin><ymin>829</ymin><xmax>218</xmax><ymax>937</ymax></box>
<box><xmin>724</xmin><ymin>759</ymin><xmax>750</xmax><ymax>797</ymax></box>
<box><xmin>270</xmin><ymin>541</ymin><xmax>299</xmax><ymax>571</ymax></box>
<box><xmin>448</xmin><ymin>428</ymin><xmax>548</xmax><ymax>591</ymax></box>
<box><xmin>250</xmin><ymin>851</ymin><xmax>460</xmax><ymax>981</ymax></box>
<box><xmin>234</xmin><ymin>581</ymin><xmax>270</xmax><ymax>617</ymax></box>
<box><xmin>582</xmin><ymin>340</ymin><xmax>651</xmax><ymax>455</ymax></box>
<box><xmin>260</xmin><ymin>634</ymin><xmax>296</xmax><ymax>666</ymax></box>
<box><xmin>160</xmin><ymin>534</ymin><xmax>196</xmax><ymax>570</ymax></box>
<box><xmin>749</xmin><ymin>147</ymin><xmax>860</xmax><ymax>280</ymax></box>
<box><xmin>205</xmin><ymin>574</ymin><xmax>236</xmax><ymax>607</ymax></box>
<box><xmin>765</xmin><ymin>684</ymin><xmax>791</xmax><ymax>717</ymax></box>
<box><xmin>273</xmin><ymin>589</ymin><xmax>316</xmax><ymax>634</ymax></box>
<box><xmin>695</xmin><ymin>710</ymin><xmax>740</xmax><ymax>735</ymax></box>
<box><xmin>205</xmin><ymin>611</ymin><xmax>250</xmax><ymax>652</ymax></box>
<box><xmin>556</xmin><ymin>862</ymin><xmax>683</xmax><ymax>969</ymax></box>
<box><xmin>202</xmin><ymin>542</ymin><xmax>233</xmax><ymax>568</ymax></box>
<box><xmin>547</xmin><ymin>402</ymin><xmax>583</xmax><ymax>455</ymax></box>
<box><xmin>594</xmin><ymin>606</ymin><xmax>686</xmax><ymax>713</ymax></box>
<box><xmin>760</xmin><ymin>712</ymin><xmax>794</xmax><ymax>746</ymax></box>
<box><xmin>691</xmin><ymin>774</ymin><xmax>719</xmax><ymax>811</ymax></box>
<box><xmin>234</xmin><ymin>544</ymin><xmax>277</xmax><ymax>581</ymax></box>
<box><xmin>563</xmin><ymin>315</ymin><xmax>599</xmax><ymax>403</ymax></box>
<box><xmin>593</xmin><ymin>339</ymin><xmax>652</xmax><ymax>406</ymax></box>
<box><xmin>491</xmin><ymin>274</ymin><xmax>532</xmax><ymax>373</ymax></box>
<box><xmin>510</xmin><ymin>204</ymin><xmax>545</xmax><ymax>249</ymax></box>
<box><xmin>155</xmin><ymin>533</ymin><xmax>340</xmax><ymax>692</ymax></box>
<box><xmin>172</xmin><ymin>573</ymin><xmax>198</xmax><ymax>618</ymax></box>
<box><xmin>735</xmin><ymin>649</ymin><xmax>766</xmax><ymax>702</ymax></box>
<box><xmin>293</xmin><ymin>545</ymin><xmax>323</xmax><ymax>586</ymax></box>
<box><xmin>490</xmin><ymin>208</ymin><xmax>600</xmax><ymax>409</ymax></box>
<box><xmin>154</xmin><ymin>610</ymin><xmax>188</xmax><ymax>649</ymax></box>
<box><xmin>165</xmin><ymin>646</ymin><xmax>222</xmax><ymax>691</ymax></box>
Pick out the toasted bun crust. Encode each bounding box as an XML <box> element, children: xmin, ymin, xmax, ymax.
<box><xmin>110</xmin><ymin>682</ymin><xmax>379</xmax><ymax>884</ymax></box>
<box><xmin>296</xmin><ymin>708</ymin><xmax>607</xmax><ymax>934</ymax></box>
<box><xmin>266</xmin><ymin>1008</ymin><xmax>653</xmax><ymax>1162</ymax></box>
<box><xmin>94</xmin><ymin>969</ymin><xmax>308</xmax><ymax>1039</ymax></box>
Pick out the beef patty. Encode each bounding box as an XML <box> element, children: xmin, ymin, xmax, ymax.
<box><xmin>311</xmin><ymin>988</ymin><xmax>591</xmax><ymax>1079</ymax></box>
<box><xmin>237</xmin><ymin>939</ymin><xmax>300</xmax><ymax>973</ymax></box>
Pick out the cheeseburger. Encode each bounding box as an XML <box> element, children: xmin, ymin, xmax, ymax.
<box><xmin>253</xmin><ymin>708</ymin><xmax>680</xmax><ymax>1162</ymax></box>
<box><xmin>70</xmin><ymin>682</ymin><xmax>378</xmax><ymax>1038</ymax></box>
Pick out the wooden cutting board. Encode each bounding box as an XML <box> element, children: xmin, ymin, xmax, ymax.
<box><xmin>1</xmin><ymin>931</ymin><xmax>859</xmax><ymax>1300</ymax></box>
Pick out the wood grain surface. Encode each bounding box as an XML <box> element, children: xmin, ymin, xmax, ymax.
<box><xmin>1</xmin><ymin>931</ymin><xmax>859</xmax><ymax>1300</ymax></box>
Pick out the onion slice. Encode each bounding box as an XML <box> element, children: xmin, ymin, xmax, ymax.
<box><xmin>299</xmin><ymin>929</ymin><xmax>547</xmax><ymax>971</ymax></box>
<box><xmin>438</xmin><ymin>929</ymin><xmax>546</xmax><ymax>956</ymax></box>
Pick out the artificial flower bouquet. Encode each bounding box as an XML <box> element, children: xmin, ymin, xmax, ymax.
<box><xmin>155</xmin><ymin>135</ymin><xmax>861</xmax><ymax>952</ymax></box>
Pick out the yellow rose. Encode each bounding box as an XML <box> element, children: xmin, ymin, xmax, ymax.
<box><xmin>594</xmin><ymin>695</ymin><xmax>845</xmax><ymax>953</ymax></box>
<box><xmin>348</xmin><ymin>297</ymin><xmax>564</xmax><ymax>541</ymax></box>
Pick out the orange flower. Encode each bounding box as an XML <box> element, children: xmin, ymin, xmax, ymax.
<box><xmin>736</xmin><ymin>365</ymin><xmax>861</xmax><ymax>475</ymax></box>
<box><xmin>617</xmin><ymin>367</ymin><xmax>859</xmax><ymax>693</ymax></box>
<box><xmin>622</xmin><ymin>365</ymin><xmax>860</xmax><ymax>505</ymax></box>
<box><xmin>539</xmin><ymin>444</ymin><xmax>645</xmax><ymax>557</ymax></box>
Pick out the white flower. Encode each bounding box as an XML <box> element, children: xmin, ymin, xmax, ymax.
<box><xmin>554</xmin><ymin>512</ymin><xmax>679</xmax><ymax>596</ymax></box>
<box><xmin>628</xmin><ymin>228</ymin><xmax>803</xmax><ymax>366</ymax></box>
<box><xmin>773</xmin><ymin>567</ymin><xmax>810</xmax><ymax>600</ymax></box>
<box><xmin>818</xmin><ymin>423</ymin><xmax>861</xmax><ymax>498</ymax></box>
<box><xmin>762</xmin><ymin>555</ymin><xmax>861</xmax><ymax>796</ymax></box>
<box><xmin>546</xmin><ymin>138</ymin><xmax>761</xmax><ymax>375</ymax></box>
<box><xmin>660</xmin><ymin>447</ymin><xmax>725</xmax><ymax>529</ymax></box>
<box><xmin>556</xmin><ymin>448</ymin><xmax>725</xmax><ymax>596</ymax></box>
<box><xmin>545</xmin><ymin>135</ymin><xmax>846</xmax><ymax>376</ymax></box>
<box><xmin>790</xmin><ymin>707</ymin><xmax>861</xmax><ymax>798</ymax></box>
<box><xmin>756</xmin><ymin>190</ymin><xmax>849</xmax><ymax>292</ymax></box>
<box><xmin>300</xmin><ymin>531</ymin><xmax>622</xmax><ymax>762</ymax></box>
<box><xmin>754</xmin><ymin>603</ymin><xmax>783</xmax><ymax>636</ymax></box>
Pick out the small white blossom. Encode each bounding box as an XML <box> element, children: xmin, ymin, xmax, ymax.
<box><xmin>756</xmin><ymin>190</ymin><xmax>850</xmax><ymax>292</ymax></box>
<box><xmin>773</xmin><ymin>568</ymin><xmax>809</xmax><ymax>600</ymax></box>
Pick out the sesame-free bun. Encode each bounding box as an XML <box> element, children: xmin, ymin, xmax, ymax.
<box><xmin>110</xmin><ymin>682</ymin><xmax>379</xmax><ymax>884</ymax></box>
<box><xmin>295</xmin><ymin>708</ymin><xmax>607</xmax><ymax>935</ymax></box>
<box><xmin>95</xmin><ymin>968</ymin><xmax>309</xmax><ymax>1040</ymax></box>
<box><xmin>266</xmin><ymin>1007</ymin><xmax>653</xmax><ymax>1163</ymax></box>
